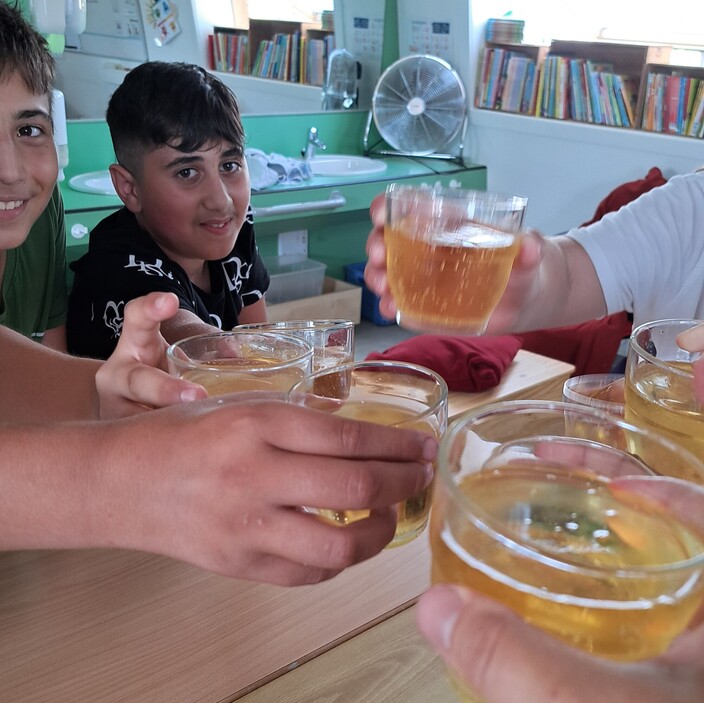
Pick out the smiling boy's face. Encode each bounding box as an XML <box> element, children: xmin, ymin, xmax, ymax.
<box><xmin>0</xmin><ymin>73</ymin><xmax>57</xmax><ymax>252</ymax></box>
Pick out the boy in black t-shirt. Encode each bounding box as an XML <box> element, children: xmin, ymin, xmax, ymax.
<box><xmin>67</xmin><ymin>62</ymin><xmax>269</xmax><ymax>359</ymax></box>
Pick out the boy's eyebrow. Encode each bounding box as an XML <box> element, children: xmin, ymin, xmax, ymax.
<box><xmin>15</xmin><ymin>108</ymin><xmax>51</xmax><ymax>122</ymax></box>
<box><xmin>164</xmin><ymin>154</ymin><xmax>202</xmax><ymax>169</ymax></box>
<box><xmin>222</xmin><ymin>146</ymin><xmax>244</xmax><ymax>158</ymax></box>
<box><xmin>163</xmin><ymin>146</ymin><xmax>244</xmax><ymax>169</ymax></box>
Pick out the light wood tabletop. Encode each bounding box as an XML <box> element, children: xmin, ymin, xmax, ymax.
<box><xmin>0</xmin><ymin>350</ymin><xmax>573</xmax><ymax>703</ymax></box>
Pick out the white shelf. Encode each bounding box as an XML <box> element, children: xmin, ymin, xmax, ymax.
<box><xmin>213</xmin><ymin>72</ymin><xmax>322</xmax><ymax>114</ymax></box>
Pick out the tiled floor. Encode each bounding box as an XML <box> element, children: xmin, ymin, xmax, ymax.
<box><xmin>354</xmin><ymin>319</ymin><xmax>418</xmax><ymax>360</ymax></box>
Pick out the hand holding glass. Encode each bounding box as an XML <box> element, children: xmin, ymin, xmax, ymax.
<box><xmin>384</xmin><ymin>184</ymin><xmax>527</xmax><ymax>334</ymax></box>
<box><xmin>288</xmin><ymin>360</ymin><xmax>448</xmax><ymax>547</ymax></box>
<box><xmin>432</xmin><ymin>400</ymin><xmax>704</xmax><ymax>702</ymax></box>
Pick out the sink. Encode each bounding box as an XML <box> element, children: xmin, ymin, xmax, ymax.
<box><xmin>308</xmin><ymin>155</ymin><xmax>387</xmax><ymax>177</ymax></box>
<box><xmin>68</xmin><ymin>170</ymin><xmax>117</xmax><ymax>196</ymax></box>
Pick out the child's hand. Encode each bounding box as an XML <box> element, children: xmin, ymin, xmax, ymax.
<box><xmin>364</xmin><ymin>194</ymin><xmax>396</xmax><ymax>321</ymax></box>
<box><xmin>484</xmin><ymin>229</ymin><xmax>544</xmax><ymax>334</ymax></box>
<box><xmin>95</xmin><ymin>292</ymin><xmax>207</xmax><ymax>418</ymax></box>
<box><xmin>100</xmin><ymin>397</ymin><xmax>436</xmax><ymax>583</ymax></box>
<box><xmin>677</xmin><ymin>322</ymin><xmax>704</xmax><ymax>404</ymax></box>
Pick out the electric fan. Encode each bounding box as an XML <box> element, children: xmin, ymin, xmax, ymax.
<box><xmin>363</xmin><ymin>54</ymin><xmax>468</xmax><ymax>163</ymax></box>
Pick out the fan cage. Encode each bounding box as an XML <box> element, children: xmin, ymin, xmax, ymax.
<box><xmin>367</xmin><ymin>54</ymin><xmax>467</xmax><ymax>160</ymax></box>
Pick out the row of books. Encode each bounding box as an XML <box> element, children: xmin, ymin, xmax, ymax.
<box><xmin>476</xmin><ymin>48</ymin><xmax>537</xmax><ymax>113</ymax></box>
<box><xmin>212</xmin><ymin>29</ymin><xmax>249</xmax><ymax>75</ymax></box>
<box><xmin>536</xmin><ymin>55</ymin><xmax>636</xmax><ymax>127</ymax></box>
<box><xmin>476</xmin><ymin>48</ymin><xmax>637</xmax><ymax>128</ymax></box>
<box><xmin>210</xmin><ymin>28</ymin><xmax>334</xmax><ymax>86</ymax></box>
<box><xmin>640</xmin><ymin>72</ymin><xmax>704</xmax><ymax>137</ymax></box>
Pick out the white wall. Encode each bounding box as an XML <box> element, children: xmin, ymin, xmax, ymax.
<box><xmin>465</xmin><ymin>0</ymin><xmax>704</xmax><ymax>235</ymax></box>
<box><xmin>465</xmin><ymin>109</ymin><xmax>704</xmax><ymax>235</ymax></box>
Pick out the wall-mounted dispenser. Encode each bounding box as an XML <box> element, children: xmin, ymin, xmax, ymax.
<box><xmin>28</xmin><ymin>0</ymin><xmax>86</xmax><ymax>37</ymax></box>
<box><xmin>51</xmin><ymin>89</ymin><xmax>69</xmax><ymax>182</ymax></box>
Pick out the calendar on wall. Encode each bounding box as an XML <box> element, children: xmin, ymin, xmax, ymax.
<box><xmin>396</xmin><ymin>0</ymin><xmax>471</xmax><ymax>94</ymax></box>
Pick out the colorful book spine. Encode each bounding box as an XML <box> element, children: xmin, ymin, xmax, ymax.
<box><xmin>687</xmin><ymin>81</ymin><xmax>704</xmax><ymax>136</ymax></box>
<box><xmin>521</xmin><ymin>60</ymin><xmax>536</xmax><ymax>114</ymax></box>
<box><xmin>611</xmin><ymin>75</ymin><xmax>630</xmax><ymax>127</ymax></box>
<box><xmin>585</xmin><ymin>61</ymin><xmax>603</xmax><ymax>125</ymax></box>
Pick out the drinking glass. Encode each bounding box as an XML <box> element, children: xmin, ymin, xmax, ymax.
<box><xmin>432</xmin><ymin>400</ymin><xmax>704</xmax><ymax>702</ymax></box>
<box><xmin>562</xmin><ymin>373</ymin><xmax>626</xmax><ymax>445</ymax></box>
<box><xmin>384</xmin><ymin>184</ymin><xmax>527</xmax><ymax>334</ymax></box>
<box><xmin>288</xmin><ymin>360</ymin><xmax>448</xmax><ymax>547</ymax></box>
<box><xmin>562</xmin><ymin>373</ymin><xmax>626</xmax><ymax>416</ymax></box>
<box><xmin>626</xmin><ymin>319</ymin><xmax>704</xmax><ymax>473</ymax></box>
<box><xmin>166</xmin><ymin>331</ymin><xmax>314</xmax><ymax>395</ymax></box>
<box><xmin>235</xmin><ymin>319</ymin><xmax>354</xmax><ymax>371</ymax></box>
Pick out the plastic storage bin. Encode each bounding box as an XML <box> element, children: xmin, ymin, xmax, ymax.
<box><xmin>265</xmin><ymin>255</ymin><xmax>327</xmax><ymax>305</ymax></box>
<box><xmin>344</xmin><ymin>261</ymin><xmax>395</xmax><ymax>326</ymax></box>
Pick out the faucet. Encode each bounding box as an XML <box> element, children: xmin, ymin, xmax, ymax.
<box><xmin>302</xmin><ymin>127</ymin><xmax>326</xmax><ymax>161</ymax></box>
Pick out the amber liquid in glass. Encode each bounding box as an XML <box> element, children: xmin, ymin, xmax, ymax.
<box><xmin>625</xmin><ymin>362</ymin><xmax>704</xmax><ymax>475</ymax></box>
<box><xmin>385</xmin><ymin>219</ymin><xmax>519</xmax><ymax>333</ymax></box>
<box><xmin>182</xmin><ymin>357</ymin><xmax>306</xmax><ymax>395</ymax></box>
<box><xmin>317</xmin><ymin>400</ymin><xmax>437</xmax><ymax>546</ymax></box>
<box><xmin>431</xmin><ymin>462</ymin><xmax>704</xmax><ymax>665</ymax></box>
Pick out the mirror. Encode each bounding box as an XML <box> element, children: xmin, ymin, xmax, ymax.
<box><xmin>53</xmin><ymin>0</ymin><xmax>387</xmax><ymax>119</ymax></box>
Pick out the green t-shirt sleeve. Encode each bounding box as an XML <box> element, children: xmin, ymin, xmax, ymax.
<box><xmin>46</xmin><ymin>186</ymin><xmax>69</xmax><ymax>328</ymax></box>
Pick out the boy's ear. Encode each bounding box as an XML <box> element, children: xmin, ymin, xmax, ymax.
<box><xmin>109</xmin><ymin>163</ymin><xmax>143</xmax><ymax>213</ymax></box>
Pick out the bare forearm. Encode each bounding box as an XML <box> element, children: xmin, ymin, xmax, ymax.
<box><xmin>0</xmin><ymin>422</ymin><xmax>107</xmax><ymax>549</ymax></box>
<box><xmin>0</xmin><ymin>326</ymin><xmax>99</xmax><ymax>422</ymax></box>
<box><xmin>492</xmin><ymin>236</ymin><xmax>608</xmax><ymax>334</ymax></box>
<box><xmin>237</xmin><ymin>298</ymin><xmax>268</xmax><ymax>324</ymax></box>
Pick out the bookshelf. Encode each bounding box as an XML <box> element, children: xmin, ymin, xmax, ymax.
<box><xmin>475</xmin><ymin>39</ymin><xmax>704</xmax><ymax>139</ymax></box>
<box><xmin>637</xmin><ymin>64</ymin><xmax>704</xmax><ymax>137</ymax></box>
<box><xmin>212</xmin><ymin>20</ymin><xmax>335</xmax><ymax>87</ymax></box>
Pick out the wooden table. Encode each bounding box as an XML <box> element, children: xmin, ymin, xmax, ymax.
<box><xmin>0</xmin><ymin>351</ymin><xmax>573</xmax><ymax>703</ymax></box>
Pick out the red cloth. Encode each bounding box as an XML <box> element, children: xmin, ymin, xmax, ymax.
<box><xmin>580</xmin><ymin>167</ymin><xmax>667</xmax><ymax>227</ymax></box>
<box><xmin>365</xmin><ymin>334</ymin><xmax>523</xmax><ymax>392</ymax></box>
<box><xmin>516</xmin><ymin>312</ymin><xmax>633</xmax><ymax>377</ymax></box>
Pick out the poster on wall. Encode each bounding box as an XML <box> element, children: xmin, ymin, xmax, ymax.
<box><xmin>66</xmin><ymin>0</ymin><xmax>147</xmax><ymax>60</ymax></box>
<box><xmin>396</xmin><ymin>0</ymin><xmax>471</xmax><ymax>93</ymax></box>
<box><xmin>145</xmin><ymin>0</ymin><xmax>181</xmax><ymax>46</ymax></box>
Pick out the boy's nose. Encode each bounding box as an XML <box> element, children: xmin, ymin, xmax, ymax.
<box><xmin>202</xmin><ymin>175</ymin><xmax>233</xmax><ymax>211</ymax></box>
<box><xmin>0</xmin><ymin>141</ymin><xmax>25</xmax><ymax>184</ymax></box>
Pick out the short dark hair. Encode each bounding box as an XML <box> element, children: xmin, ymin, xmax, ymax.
<box><xmin>107</xmin><ymin>61</ymin><xmax>245</xmax><ymax>173</ymax></box>
<box><xmin>0</xmin><ymin>1</ymin><xmax>55</xmax><ymax>96</ymax></box>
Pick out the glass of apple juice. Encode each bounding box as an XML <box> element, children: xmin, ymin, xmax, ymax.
<box><xmin>431</xmin><ymin>399</ymin><xmax>704</xmax><ymax>702</ymax></box>
<box><xmin>288</xmin><ymin>360</ymin><xmax>448</xmax><ymax>547</ymax></box>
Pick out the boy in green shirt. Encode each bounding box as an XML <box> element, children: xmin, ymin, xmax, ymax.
<box><xmin>0</xmin><ymin>0</ymin><xmax>67</xmax><ymax>349</ymax></box>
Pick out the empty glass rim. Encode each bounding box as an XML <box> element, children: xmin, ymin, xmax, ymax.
<box><xmin>630</xmin><ymin>318</ymin><xmax>701</xmax><ymax>377</ymax></box>
<box><xmin>562</xmin><ymin>374</ymin><xmax>625</xmax><ymax>406</ymax></box>
<box><xmin>166</xmin><ymin>330</ymin><xmax>314</xmax><ymax>373</ymax></box>
<box><xmin>385</xmin><ymin>182</ymin><xmax>528</xmax><ymax>210</ymax></box>
<box><xmin>437</xmin><ymin>399</ymin><xmax>704</xmax><ymax>577</ymax></box>
<box><xmin>235</xmin><ymin>319</ymin><xmax>354</xmax><ymax>331</ymax></box>
<box><xmin>287</xmin><ymin>359</ymin><xmax>449</xmax><ymax>426</ymax></box>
